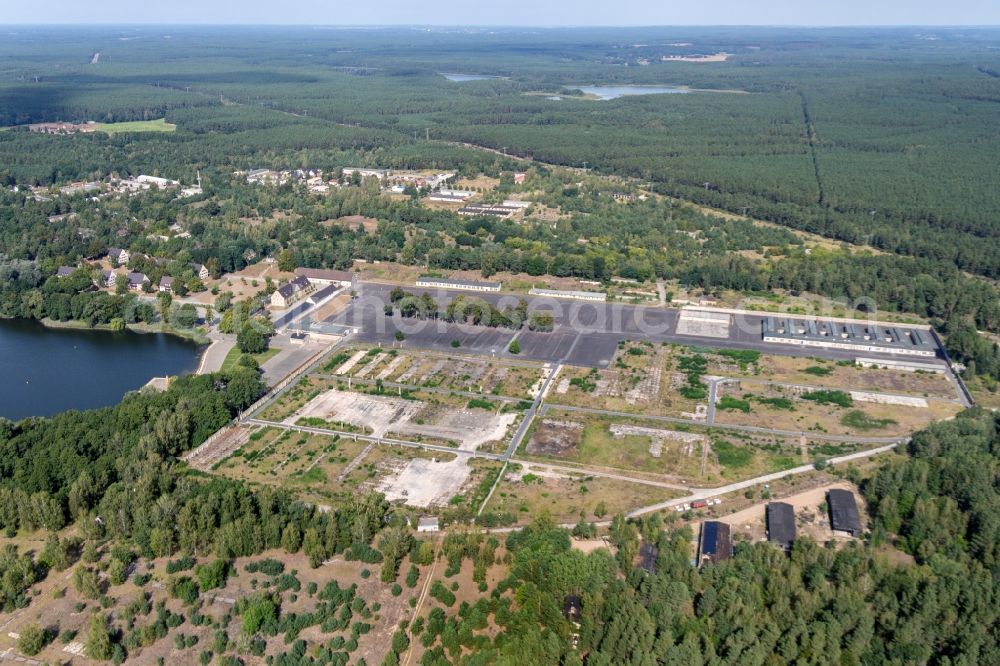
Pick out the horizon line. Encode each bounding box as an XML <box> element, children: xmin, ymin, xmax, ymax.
<box><xmin>3</xmin><ymin>23</ymin><xmax>1000</xmax><ymax>29</ymax></box>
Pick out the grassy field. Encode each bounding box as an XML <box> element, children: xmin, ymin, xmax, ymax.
<box><xmin>220</xmin><ymin>345</ymin><xmax>280</xmax><ymax>372</ymax></box>
<box><xmin>485</xmin><ymin>467</ymin><xmax>682</xmax><ymax>524</ymax></box>
<box><xmin>577</xmin><ymin>421</ymin><xmax>708</xmax><ymax>479</ymax></box>
<box><xmin>735</xmin><ymin>354</ymin><xmax>958</xmax><ymax>399</ymax></box>
<box><xmin>710</xmin><ymin>436</ymin><xmax>803</xmax><ymax>482</ymax></box>
<box><xmin>94</xmin><ymin>118</ymin><xmax>176</xmax><ymax>135</ymax></box>
<box><xmin>518</xmin><ymin>410</ymin><xmax>714</xmax><ymax>481</ymax></box>
<box><xmin>213</xmin><ymin>427</ymin><xmax>373</xmax><ymax>505</ymax></box>
<box><xmin>712</xmin><ymin>381</ymin><xmax>961</xmax><ymax>437</ymax></box>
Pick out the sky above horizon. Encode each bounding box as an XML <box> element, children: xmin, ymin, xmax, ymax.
<box><xmin>3</xmin><ymin>0</ymin><xmax>1000</xmax><ymax>27</ymax></box>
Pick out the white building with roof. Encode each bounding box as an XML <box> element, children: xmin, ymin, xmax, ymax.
<box><xmin>416</xmin><ymin>276</ymin><xmax>501</xmax><ymax>293</ymax></box>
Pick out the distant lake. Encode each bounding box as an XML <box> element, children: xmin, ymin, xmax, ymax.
<box><xmin>440</xmin><ymin>73</ymin><xmax>501</xmax><ymax>82</ymax></box>
<box><xmin>579</xmin><ymin>85</ymin><xmax>690</xmax><ymax>100</ymax></box>
<box><xmin>0</xmin><ymin>318</ymin><xmax>204</xmax><ymax>421</ymax></box>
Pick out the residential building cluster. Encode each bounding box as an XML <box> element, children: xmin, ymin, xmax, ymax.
<box><xmin>27</xmin><ymin>121</ymin><xmax>100</xmax><ymax>135</ymax></box>
<box><xmin>31</xmin><ymin>173</ymin><xmax>199</xmax><ymax>202</ymax></box>
<box><xmin>243</xmin><ymin>166</ymin><xmax>457</xmax><ymax>197</ymax></box>
<box><xmin>270</xmin><ymin>268</ymin><xmax>355</xmax><ymax>309</ymax></box>
<box><xmin>65</xmin><ymin>248</ymin><xmax>215</xmax><ymax>293</ymax></box>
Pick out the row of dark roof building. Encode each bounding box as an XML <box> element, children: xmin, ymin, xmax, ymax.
<box><xmin>697</xmin><ymin>489</ymin><xmax>862</xmax><ymax>566</ymax></box>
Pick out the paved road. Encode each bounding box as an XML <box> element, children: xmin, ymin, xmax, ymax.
<box><xmin>242</xmin><ymin>341</ymin><xmax>353</xmax><ymax>421</ymax></box>
<box><xmin>260</xmin><ymin>338</ymin><xmax>326</xmax><ymax>385</ymax></box>
<box><xmin>706</xmin><ymin>377</ymin><xmax>722</xmax><ymax>425</ymax></box>
<box><xmin>503</xmin><ymin>364</ymin><xmax>561</xmax><ymax>460</ymax></box>
<box><xmin>338</xmin><ymin>282</ymin><xmax>948</xmax><ymax>371</ymax></box>
<box><xmin>510</xmin><ymin>459</ymin><xmax>690</xmax><ymax>490</ymax></box>
<box><xmin>197</xmin><ymin>332</ymin><xmax>236</xmax><ymax>374</ymax></box>
<box><xmin>476</xmin><ymin>364</ymin><xmax>562</xmax><ymax>516</ymax></box>
<box><xmin>540</xmin><ymin>403</ymin><xmax>907</xmax><ymax>444</ymax></box>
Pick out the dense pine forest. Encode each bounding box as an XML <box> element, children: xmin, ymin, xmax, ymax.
<box><xmin>3</xmin><ymin>27</ymin><xmax>999</xmax><ymax>274</ymax></box>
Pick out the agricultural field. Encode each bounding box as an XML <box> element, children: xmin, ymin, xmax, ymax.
<box><xmin>93</xmin><ymin>118</ymin><xmax>177</xmax><ymax>135</ymax></box>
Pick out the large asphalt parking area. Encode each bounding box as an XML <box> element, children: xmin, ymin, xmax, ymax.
<box><xmin>314</xmin><ymin>282</ymin><xmax>944</xmax><ymax>369</ymax></box>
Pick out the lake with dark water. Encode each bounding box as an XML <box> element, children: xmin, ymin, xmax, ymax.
<box><xmin>0</xmin><ymin>318</ymin><xmax>204</xmax><ymax>421</ymax></box>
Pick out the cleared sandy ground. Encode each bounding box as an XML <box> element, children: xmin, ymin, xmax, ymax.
<box><xmin>289</xmin><ymin>389</ymin><xmax>516</xmax><ymax>507</ymax></box>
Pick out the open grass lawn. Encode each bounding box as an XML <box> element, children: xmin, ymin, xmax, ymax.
<box><xmin>713</xmin><ymin>390</ymin><xmax>960</xmax><ymax>437</ymax></box>
<box><xmin>520</xmin><ymin>411</ymin><xmax>711</xmax><ymax>481</ymax></box>
<box><xmin>709</xmin><ymin>437</ymin><xmax>802</xmax><ymax>483</ymax></box>
<box><xmin>486</xmin><ymin>470</ymin><xmax>682</xmax><ymax>524</ymax></box>
<box><xmin>220</xmin><ymin>345</ymin><xmax>280</xmax><ymax>372</ymax></box>
<box><xmin>580</xmin><ymin>423</ymin><xmax>656</xmax><ymax>472</ymax></box>
<box><xmin>749</xmin><ymin>355</ymin><xmax>957</xmax><ymax>399</ymax></box>
<box><xmin>94</xmin><ymin>118</ymin><xmax>176</xmax><ymax>134</ymax></box>
<box><xmin>213</xmin><ymin>428</ymin><xmax>376</xmax><ymax>505</ymax></box>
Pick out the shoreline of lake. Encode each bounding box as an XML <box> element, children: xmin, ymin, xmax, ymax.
<box><xmin>35</xmin><ymin>316</ymin><xmax>211</xmax><ymax>345</ymax></box>
<box><xmin>0</xmin><ymin>317</ymin><xmax>207</xmax><ymax>420</ymax></box>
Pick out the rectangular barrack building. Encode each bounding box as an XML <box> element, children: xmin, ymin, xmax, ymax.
<box><xmin>761</xmin><ymin>317</ymin><xmax>936</xmax><ymax>357</ymax></box>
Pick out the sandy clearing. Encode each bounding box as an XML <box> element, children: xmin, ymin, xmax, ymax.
<box><xmin>290</xmin><ymin>389</ymin><xmax>516</xmax><ymax>508</ymax></box>
<box><xmin>850</xmin><ymin>391</ymin><xmax>928</xmax><ymax>407</ymax></box>
<box><xmin>571</xmin><ymin>537</ymin><xmax>615</xmax><ymax>554</ymax></box>
<box><xmin>713</xmin><ymin>482</ymin><xmax>854</xmax><ymax>528</ymax></box>
<box><xmin>378</xmin><ymin>456</ymin><xmax>468</xmax><ymax>507</ymax></box>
